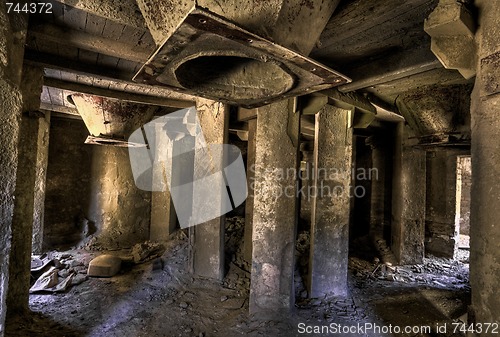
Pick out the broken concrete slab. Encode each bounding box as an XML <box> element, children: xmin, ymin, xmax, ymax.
<box><xmin>87</xmin><ymin>255</ymin><xmax>122</xmax><ymax>278</ymax></box>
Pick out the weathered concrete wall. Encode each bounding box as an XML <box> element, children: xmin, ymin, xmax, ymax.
<box><xmin>470</xmin><ymin>0</ymin><xmax>500</xmax><ymax>326</ymax></box>
<box><xmin>0</xmin><ymin>9</ymin><xmax>26</xmax><ymax>337</ymax></box>
<box><xmin>7</xmin><ymin>65</ymin><xmax>46</xmax><ymax>315</ymax></box>
<box><xmin>391</xmin><ymin>123</ymin><xmax>426</xmax><ymax>265</ymax></box>
<box><xmin>44</xmin><ymin>118</ymin><xmax>93</xmax><ymax>248</ymax></box>
<box><xmin>308</xmin><ymin>106</ymin><xmax>353</xmax><ymax>298</ymax></box>
<box><xmin>425</xmin><ymin>149</ymin><xmax>468</xmax><ymax>258</ymax></box>
<box><xmin>189</xmin><ymin>99</ymin><xmax>228</xmax><ymax>280</ymax></box>
<box><xmin>249</xmin><ymin>99</ymin><xmax>299</xmax><ymax>314</ymax></box>
<box><xmin>88</xmin><ymin>146</ymin><xmax>151</xmax><ymax>249</ymax></box>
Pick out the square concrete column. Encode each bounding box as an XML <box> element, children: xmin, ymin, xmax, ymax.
<box><xmin>425</xmin><ymin>149</ymin><xmax>468</xmax><ymax>259</ymax></box>
<box><xmin>189</xmin><ymin>99</ymin><xmax>228</xmax><ymax>280</ymax></box>
<box><xmin>249</xmin><ymin>99</ymin><xmax>300</xmax><ymax>314</ymax></box>
<box><xmin>31</xmin><ymin>111</ymin><xmax>51</xmax><ymax>255</ymax></box>
<box><xmin>391</xmin><ymin>123</ymin><xmax>426</xmax><ymax>265</ymax></box>
<box><xmin>8</xmin><ymin>65</ymin><xmax>48</xmax><ymax>315</ymax></box>
<box><xmin>243</xmin><ymin>117</ymin><xmax>257</xmax><ymax>264</ymax></box>
<box><xmin>150</xmin><ymin>122</ymin><xmax>177</xmax><ymax>241</ymax></box>
<box><xmin>308</xmin><ymin>106</ymin><xmax>353</xmax><ymax>298</ymax></box>
<box><xmin>470</xmin><ymin>0</ymin><xmax>500</xmax><ymax>325</ymax></box>
<box><xmin>0</xmin><ymin>10</ymin><xmax>27</xmax><ymax>337</ymax></box>
<box><xmin>367</xmin><ymin>133</ymin><xmax>390</xmax><ymax>240</ymax></box>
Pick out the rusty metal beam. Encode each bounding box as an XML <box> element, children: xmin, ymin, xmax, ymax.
<box><xmin>44</xmin><ymin>77</ymin><xmax>193</xmax><ymax>108</ymax></box>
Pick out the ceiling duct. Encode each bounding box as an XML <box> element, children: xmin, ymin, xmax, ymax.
<box><xmin>134</xmin><ymin>0</ymin><xmax>350</xmax><ymax>108</ymax></box>
<box><xmin>69</xmin><ymin>93</ymin><xmax>160</xmax><ymax>147</ymax></box>
<box><xmin>396</xmin><ymin>84</ymin><xmax>472</xmax><ymax>147</ymax></box>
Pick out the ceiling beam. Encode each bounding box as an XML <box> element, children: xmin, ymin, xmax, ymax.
<box><xmin>44</xmin><ymin>78</ymin><xmax>193</xmax><ymax>108</ymax></box>
<box><xmin>25</xmin><ymin>49</ymin><xmax>127</xmax><ymax>79</ymax></box>
<box><xmin>40</xmin><ymin>102</ymin><xmax>79</xmax><ymax>115</ymax></box>
<box><xmin>53</xmin><ymin>0</ymin><xmax>147</xmax><ymax>29</ymax></box>
<box><xmin>28</xmin><ymin>23</ymin><xmax>151</xmax><ymax>63</ymax></box>
<box><xmin>24</xmin><ymin>50</ymin><xmax>196</xmax><ymax>101</ymax></box>
<box><xmin>337</xmin><ymin>47</ymin><xmax>442</xmax><ymax>92</ymax></box>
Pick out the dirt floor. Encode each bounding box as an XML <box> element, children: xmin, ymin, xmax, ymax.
<box><xmin>6</xmin><ymin>217</ymin><xmax>470</xmax><ymax>337</ymax></box>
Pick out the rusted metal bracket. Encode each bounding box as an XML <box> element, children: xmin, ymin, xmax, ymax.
<box><xmin>133</xmin><ymin>7</ymin><xmax>350</xmax><ymax>108</ymax></box>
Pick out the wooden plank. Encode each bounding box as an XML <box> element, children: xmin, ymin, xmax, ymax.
<box><xmin>317</xmin><ymin>0</ymin><xmax>436</xmax><ymax>48</ymax></box>
<box><xmin>62</xmin><ymin>4</ymin><xmax>88</xmax><ymax>31</ymax></box>
<box><xmin>44</xmin><ymin>78</ymin><xmax>194</xmax><ymax>108</ymax></box>
<box><xmin>28</xmin><ymin>23</ymin><xmax>150</xmax><ymax>63</ymax></box>
<box><xmin>78</xmin><ymin>49</ymin><xmax>99</xmax><ymax>66</ymax></box>
<box><xmin>312</xmin><ymin>0</ymin><xmax>438</xmax><ymax>69</ymax></box>
<box><xmin>119</xmin><ymin>25</ymin><xmax>147</xmax><ymax>46</ymax></box>
<box><xmin>116</xmin><ymin>59</ymin><xmax>141</xmax><ymax>74</ymax></box>
<box><xmin>54</xmin><ymin>0</ymin><xmax>146</xmax><ymax>29</ymax></box>
<box><xmin>25</xmin><ymin>49</ymin><xmax>125</xmax><ymax>79</ymax></box>
<box><xmin>96</xmin><ymin>54</ymin><xmax>120</xmax><ymax>70</ymax></box>
<box><xmin>35</xmin><ymin>38</ymin><xmax>59</xmax><ymax>56</ymax></box>
<box><xmin>85</xmin><ymin>12</ymin><xmax>106</xmax><ymax>36</ymax></box>
<box><xmin>102</xmin><ymin>19</ymin><xmax>125</xmax><ymax>40</ymax></box>
<box><xmin>51</xmin><ymin>1</ymin><xmax>65</xmax><ymax>26</ymax></box>
<box><xmin>338</xmin><ymin>46</ymin><xmax>442</xmax><ymax>92</ymax></box>
<box><xmin>57</xmin><ymin>44</ymin><xmax>79</xmax><ymax>60</ymax></box>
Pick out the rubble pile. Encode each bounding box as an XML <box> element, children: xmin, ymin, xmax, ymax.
<box><xmin>223</xmin><ymin>216</ymin><xmax>250</xmax><ymax>291</ymax></box>
<box><xmin>30</xmin><ymin>252</ymin><xmax>90</xmax><ymax>293</ymax></box>
<box><xmin>349</xmin><ymin>255</ymin><xmax>469</xmax><ymax>290</ymax></box>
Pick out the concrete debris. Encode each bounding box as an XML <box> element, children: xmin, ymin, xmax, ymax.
<box><xmin>349</xmin><ymin>255</ymin><xmax>469</xmax><ymax>290</ymax></box>
<box><xmin>152</xmin><ymin>257</ymin><xmax>164</xmax><ymax>271</ymax></box>
<box><xmin>130</xmin><ymin>241</ymin><xmax>165</xmax><ymax>264</ymax></box>
<box><xmin>88</xmin><ymin>254</ymin><xmax>122</xmax><ymax>277</ymax></box>
<box><xmin>29</xmin><ymin>267</ymin><xmax>74</xmax><ymax>293</ymax></box>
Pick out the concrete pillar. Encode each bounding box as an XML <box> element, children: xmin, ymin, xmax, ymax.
<box><xmin>244</xmin><ymin>117</ymin><xmax>257</xmax><ymax>264</ymax></box>
<box><xmin>189</xmin><ymin>99</ymin><xmax>228</xmax><ymax>280</ymax></box>
<box><xmin>425</xmin><ymin>149</ymin><xmax>467</xmax><ymax>259</ymax></box>
<box><xmin>391</xmin><ymin>123</ymin><xmax>426</xmax><ymax>265</ymax></box>
<box><xmin>368</xmin><ymin>133</ymin><xmax>389</xmax><ymax>239</ymax></box>
<box><xmin>32</xmin><ymin>111</ymin><xmax>51</xmax><ymax>255</ymax></box>
<box><xmin>150</xmin><ymin>122</ymin><xmax>177</xmax><ymax>241</ymax></box>
<box><xmin>469</xmin><ymin>0</ymin><xmax>500</xmax><ymax>325</ymax></box>
<box><xmin>249</xmin><ymin>99</ymin><xmax>300</xmax><ymax>314</ymax></box>
<box><xmin>308</xmin><ymin>106</ymin><xmax>353</xmax><ymax>298</ymax></box>
<box><xmin>7</xmin><ymin>65</ymin><xmax>48</xmax><ymax>315</ymax></box>
<box><xmin>0</xmin><ymin>10</ymin><xmax>26</xmax><ymax>337</ymax></box>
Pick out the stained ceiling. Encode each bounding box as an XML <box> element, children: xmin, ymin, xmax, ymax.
<box><xmin>25</xmin><ymin>0</ymin><xmax>473</xmax><ymax>123</ymax></box>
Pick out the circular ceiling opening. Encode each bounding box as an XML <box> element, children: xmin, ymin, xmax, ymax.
<box><xmin>174</xmin><ymin>56</ymin><xmax>294</xmax><ymax>100</ymax></box>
